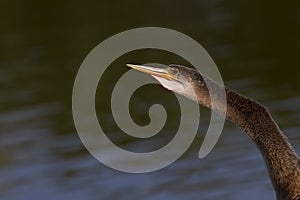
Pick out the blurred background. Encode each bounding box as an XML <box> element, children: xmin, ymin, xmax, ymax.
<box><xmin>1</xmin><ymin>0</ymin><xmax>300</xmax><ymax>199</ymax></box>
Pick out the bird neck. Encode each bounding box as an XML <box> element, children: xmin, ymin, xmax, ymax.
<box><xmin>192</xmin><ymin>78</ymin><xmax>300</xmax><ymax>199</ymax></box>
<box><xmin>225</xmin><ymin>88</ymin><xmax>300</xmax><ymax>199</ymax></box>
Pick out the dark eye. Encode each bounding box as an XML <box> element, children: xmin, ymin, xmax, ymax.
<box><xmin>170</xmin><ymin>67</ymin><xmax>179</xmax><ymax>75</ymax></box>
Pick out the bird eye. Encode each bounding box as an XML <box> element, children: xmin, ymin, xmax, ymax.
<box><xmin>169</xmin><ymin>67</ymin><xmax>179</xmax><ymax>75</ymax></box>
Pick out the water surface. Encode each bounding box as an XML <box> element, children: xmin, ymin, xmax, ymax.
<box><xmin>1</xmin><ymin>1</ymin><xmax>300</xmax><ymax>199</ymax></box>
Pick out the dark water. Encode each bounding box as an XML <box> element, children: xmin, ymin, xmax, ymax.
<box><xmin>1</xmin><ymin>1</ymin><xmax>300</xmax><ymax>199</ymax></box>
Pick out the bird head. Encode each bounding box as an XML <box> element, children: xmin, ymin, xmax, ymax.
<box><xmin>127</xmin><ymin>64</ymin><xmax>207</xmax><ymax>102</ymax></box>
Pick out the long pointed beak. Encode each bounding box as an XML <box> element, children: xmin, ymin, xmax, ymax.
<box><xmin>126</xmin><ymin>64</ymin><xmax>175</xmax><ymax>80</ymax></box>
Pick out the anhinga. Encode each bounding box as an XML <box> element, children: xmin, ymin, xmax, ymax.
<box><xmin>127</xmin><ymin>64</ymin><xmax>300</xmax><ymax>200</ymax></box>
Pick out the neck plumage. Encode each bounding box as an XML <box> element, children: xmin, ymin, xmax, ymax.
<box><xmin>191</xmin><ymin>75</ymin><xmax>300</xmax><ymax>200</ymax></box>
